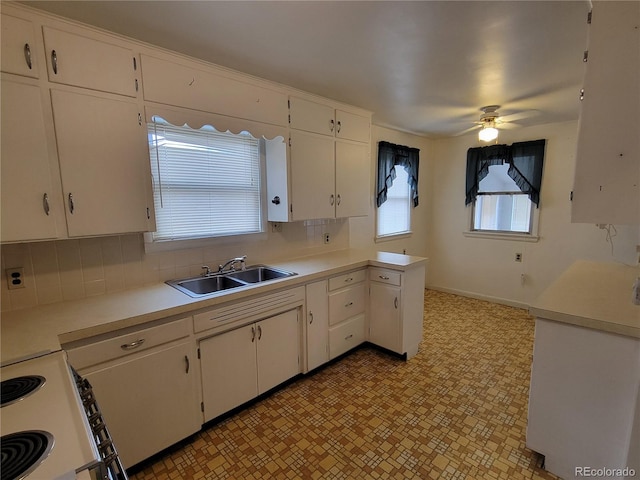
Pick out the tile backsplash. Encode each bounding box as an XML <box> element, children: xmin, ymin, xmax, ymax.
<box><xmin>1</xmin><ymin>219</ymin><xmax>348</xmax><ymax>311</ymax></box>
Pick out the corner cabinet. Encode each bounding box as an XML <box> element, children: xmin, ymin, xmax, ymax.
<box><xmin>65</xmin><ymin>317</ymin><xmax>201</xmax><ymax>469</ymax></box>
<box><xmin>267</xmin><ymin>96</ymin><xmax>371</xmax><ymax>222</ymax></box>
<box><xmin>571</xmin><ymin>2</ymin><xmax>640</xmax><ymax>225</ymax></box>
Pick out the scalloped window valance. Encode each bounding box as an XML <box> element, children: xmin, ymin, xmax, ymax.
<box><xmin>465</xmin><ymin>139</ymin><xmax>546</xmax><ymax>207</ymax></box>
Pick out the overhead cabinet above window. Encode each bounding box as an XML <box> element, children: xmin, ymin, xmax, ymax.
<box><xmin>42</xmin><ymin>26</ymin><xmax>138</xmax><ymax>97</ymax></box>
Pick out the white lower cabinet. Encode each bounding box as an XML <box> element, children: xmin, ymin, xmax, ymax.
<box><xmin>328</xmin><ymin>269</ymin><xmax>366</xmax><ymax>359</ymax></box>
<box><xmin>368</xmin><ymin>266</ymin><xmax>425</xmax><ymax>359</ymax></box>
<box><xmin>305</xmin><ymin>280</ymin><xmax>329</xmax><ymax>372</ymax></box>
<box><xmin>66</xmin><ymin>317</ymin><xmax>200</xmax><ymax>469</ymax></box>
<box><xmin>199</xmin><ymin>309</ymin><xmax>301</xmax><ymax>423</ymax></box>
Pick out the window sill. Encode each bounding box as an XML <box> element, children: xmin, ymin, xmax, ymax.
<box><xmin>375</xmin><ymin>231</ymin><xmax>412</xmax><ymax>243</ymax></box>
<box><xmin>463</xmin><ymin>231</ymin><xmax>539</xmax><ymax>243</ymax></box>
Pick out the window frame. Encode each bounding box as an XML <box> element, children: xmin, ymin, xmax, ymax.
<box><xmin>375</xmin><ymin>165</ymin><xmax>413</xmax><ymax>241</ymax></box>
<box><xmin>144</xmin><ymin>120</ymin><xmax>269</xmax><ymax>251</ymax></box>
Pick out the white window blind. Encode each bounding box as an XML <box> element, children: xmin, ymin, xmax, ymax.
<box><xmin>148</xmin><ymin>120</ymin><xmax>262</xmax><ymax>241</ymax></box>
<box><xmin>377</xmin><ymin>166</ymin><xmax>411</xmax><ymax>237</ymax></box>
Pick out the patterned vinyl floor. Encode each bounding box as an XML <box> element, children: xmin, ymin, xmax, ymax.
<box><xmin>129</xmin><ymin>290</ymin><xmax>559</xmax><ymax>480</ymax></box>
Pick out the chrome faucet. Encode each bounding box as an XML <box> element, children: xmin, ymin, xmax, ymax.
<box><xmin>218</xmin><ymin>255</ymin><xmax>247</xmax><ymax>273</ymax></box>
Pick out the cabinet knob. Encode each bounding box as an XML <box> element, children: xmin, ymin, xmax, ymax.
<box><xmin>24</xmin><ymin>43</ymin><xmax>32</xmax><ymax>70</ymax></box>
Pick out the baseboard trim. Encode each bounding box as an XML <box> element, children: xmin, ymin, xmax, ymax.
<box><xmin>426</xmin><ymin>285</ymin><xmax>530</xmax><ymax>311</ymax></box>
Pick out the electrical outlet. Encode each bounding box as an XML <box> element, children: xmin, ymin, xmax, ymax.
<box><xmin>515</xmin><ymin>253</ymin><xmax>522</xmax><ymax>262</ymax></box>
<box><xmin>323</xmin><ymin>233</ymin><xmax>330</xmax><ymax>244</ymax></box>
<box><xmin>271</xmin><ymin>222</ymin><xmax>282</xmax><ymax>233</ymax></box>
<box><xmin>6</xmin><ymin>268</ymin><xmax>25</xmax><ymax>290</ymax></box>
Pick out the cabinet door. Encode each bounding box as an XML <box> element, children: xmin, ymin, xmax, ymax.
<box><xmin>1</xmin><ymin>14</ymin><xmax>39</xmax><ymax>78</ymax></box>
<box><xmin>43</xmin><ymin>26</ymin><xmax>137</xmax><ymax>97</ymax></box>
<box><xmin>335</xmin><ymin>110</ymin><xmax>370</xmax><ymax>143</ymax></box>
<box><xmin>1</xmin><ymin>77</ymin><xmax>60</xmax><ymax>241</ymax></box>
<box><xmin>289</xmin><ymin>96</ymin><xmax>335</xmax><ymax>136</ymax></box>
<box><xmin>571</xmin><ymin>2</ymin><xmax>640</xmax><ymax>225</ymax></box>
<box><xmin>335</xmin><ymin>140</ymin><xmax>370</xmax><ymax>218</ymax></box>
<box><xmin>84</xmin><ymin>341</ymin><xmax>200</xmax><ymax>469</ymax></box>
<box><xmin>257</xmin><ymin>309</ymin><xmax>300</xmax><ymax>394</ymax></box>
<box><xmin>306</xmin><ymin>280</ymin><xmax>329</xmax><ymax>372</ymax></box>
<box><xmin>199</xmin><ymin>324</ymin><xmax>258</xmax><ymax>422</ymax></box>
<box><xmin>369</xmin><ymin>282</ymin><xmax>401</xmax><ymax>353</ymax></box>
<box><xmin>51</xmin><ymin>88</ymin><xmax>152</xmax><ymax>237</ymax></box>
<box><xmin>290</xmin><ymin>130</ymin><xmax>335</xmax><ymax>220</ymax></box>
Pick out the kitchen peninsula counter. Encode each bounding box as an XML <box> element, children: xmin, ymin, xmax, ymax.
<box><xmin>529</xmin><ymin>259</ymin><xmax>640</xmax><ymax>338</ymax></box>
<box><xmin>1</xmin><ymin>249</ymin><xmax>427</xmax><ymax>366</ymax></box>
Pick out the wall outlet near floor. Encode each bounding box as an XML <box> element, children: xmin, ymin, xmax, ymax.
<box><xmin>323</xmin><ymin>233</ymin><xmax>330</xmax><ymax>244</ymax></box>
<box><xmin>6</xmin><ymin>268</ymin><xmax>25</xmax><ymax>290</ymax></box>
<box><xmin>515</xmin><ymin>253</ymin><xmax>523</xmax><ymax>262</ymax></box>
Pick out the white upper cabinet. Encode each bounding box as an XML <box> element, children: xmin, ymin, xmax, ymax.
<box><xmin>1</xmin><ymin>14</ymin><xmax>39</xmax><ymax>78</ymax></box>
<box><xmin>1</xmin><ymin>77</ymin><xmax>61</xmax><ymax>242</ymax></box>
<box><xmin>140</xmin><ymin>54</ymin><xmax>288</xmax><ymax>127</ymax></box>
<box><xmin>278</xmin><ymin>96</ymin><xmax>371</xmax><ymax>221</ymax></box>
<box><xmin>51</xmin><ymin>89</ymin><xmax>152</xmax><ymax>237</ymax></box>
<box><xmin>42</xmin><ymin>26</ymin><xmax>138</xmax><ymax>97</ymax></box>
<box><xmin>571</xmin><ymin>2</ymin><xmax>640</xmax><ymax>225</ymax></box>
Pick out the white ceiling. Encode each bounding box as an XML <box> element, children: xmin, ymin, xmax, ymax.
<box><xmin>22</xmin><ymin>0</ymin><xmax>591</xmax><ymax>138</ymax></box>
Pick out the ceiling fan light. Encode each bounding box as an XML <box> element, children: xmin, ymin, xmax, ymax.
<box><xmin>479</xmin><ymin>126</ymin><xmax>498</xmax><ymax>142</ymax></box>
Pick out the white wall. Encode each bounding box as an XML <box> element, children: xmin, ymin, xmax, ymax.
<box><xmin>427</xmin><ymin>120</ymin><xmax>640</xmax><ymax>307</ymax></box>
<box><xmin>349</xmin><ymin>124</ymin><xmax>432</xmax><ymax>259</ymax></box>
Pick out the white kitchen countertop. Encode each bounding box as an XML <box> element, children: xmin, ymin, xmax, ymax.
<box><xmin>1</xmin><ymin>249</ymin><xmax>427</xmax><ymax>366</ymax></box>
<box><xmin>529</xmin><ymin>260</ymin><xmax>640</xmax><ymax>338</ymax></box>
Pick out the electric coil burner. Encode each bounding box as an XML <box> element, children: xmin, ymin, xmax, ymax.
<box><xmin>1</xmin><ymin>376</ymin><xmax>46</xmax><ymax>407</ymax></box>
<box><xmin>0</xmin><ymin>430</ymin><xmax>55</xmax><ymax>480</ymax></box>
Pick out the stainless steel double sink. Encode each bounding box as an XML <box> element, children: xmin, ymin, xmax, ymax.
<box><xmin>166</xmin><ymin>265</ymin><xmax>297</xmax><ymax>298</ymax></box>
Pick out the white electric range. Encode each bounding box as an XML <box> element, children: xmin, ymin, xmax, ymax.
<box><xmin>0</xmin><ymin>351</ymin><xmax>111</xmax><ymax>480</ymax></box>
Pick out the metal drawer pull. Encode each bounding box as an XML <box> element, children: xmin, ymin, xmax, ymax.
<box><xmin>185</xmin><ymin>355</ymin><xmax>190</xmax><ymax>374</ymax></box>
<box><xmin>330</xmin><ymin>119</ymin><xmax>335</xmax><ymax>132</ymax></box>
<box><xmin>336</xmin><ymin>121</ymin><xmax>342</xmax><ymax>133</ymax></box>
<box><xmin>68</xmin><ymin>193</ymin><xmax>74</xmax><ymax>214</ymax></box>
<box><xmin>309</xmin><ymin>311</ymin><xmax>314</xmax><ymax>324</ymax></box>
<box><xmin>394</xmin><ymin>297</ymin><xmax>398</xmax><ymax>309</ymax></box>
<box><xmin>43</xmin><ymin>193</ymin><xmax>50</xmax><ymax>216</ymax></box>
<box><xmin>345</xmin><ymin>334</ymin><xmax>353</xmax><ymax>340</ymax></box>
<box><xmin>24</xmin><ymin>43</ymin><xmax>32</xmax><ymax>69</ymax></box>
<box><xmin>345</xmin><ymin>301</ymin><xmax>353</xmax><ymax>307</ymax></box>
<box><xmin>330</xmin><ymin>194</ymin><xmax>335</xmax><ymax>206</ymax></box>
<box><xmin>379</xmin><ymin>275</ymin><xmax>390</xmax><ymax>280</ymax></box>
<box><xmin>121</xmin><ymin>339</ymin><xmax>145</xmax><ymax>350</ymax></box>
<box><xmin>51</xmin><ymin>50</ymin><xmax>58</xmax><ymax>74</ymax></box>
<box><xmin>336</xmin><ymin>194</ymin><xmax>341</xmax><ymax>205</ymax></box>
<box><xmin>344</xmin><ymin>277</ymin><xmax>353</xmax><ymax>283</ymax></box>
<box><xmin>251</xmin><ymin>326</ymin><xmax>256</xmax><ymax>342</ymax></box>
<box><xmin>257</xmin><ymin>325</ymin><xmax>262</xmax><ymax>340</ymax></box>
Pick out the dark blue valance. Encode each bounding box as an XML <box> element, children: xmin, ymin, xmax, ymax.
<box><xmin>465</xmin><ymin>139</ymin><xmax>546</xmax><ymax>207</ymax></box>
<box><xmin>376</xmin><ymin>141</ymin><xmax>420</xmax><ymax>208</ymax></box>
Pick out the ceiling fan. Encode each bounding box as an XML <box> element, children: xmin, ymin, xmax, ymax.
<box><xmin>457</xmin><ymin>105</ymin><xmax>538</xmax><ymax>142</ymax></box>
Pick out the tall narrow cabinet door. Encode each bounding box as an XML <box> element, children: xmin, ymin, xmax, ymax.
<box><xmin>290</xmin><ymin>130</ymin><xmax>335</xmax><ymax>220</ymax></box>
<box><xmin>51</xmin><ymin>88</ymin><xmax>151</xmax><ymax>237</ymax></box>
<box><xmin>306</xmin><ymin>280</ymin><xmax>329</xmax><ymax>371</ymax></box>
<box><xmin>199</xmin><ymin>324</ymin><xmax>258</xmax><ymax>422</ymax></box>
<box><xmin>1</xmin><ymin>78</ymin><xmax>60</xmax><ymax>241</ymax></box>
<box><xmin>257</xmin><ymin>309</ymin><xmax>300</xmax><ymax>394</ymax></box>
<box><xmin>335</xmin><ymin>141</ymin><xmax>369</xmax><ymax>218</ymax></box>
<box><xmin>369</xmin><ymin>282</ymin><xmax>401</xmax><ymax>353</ymax></box>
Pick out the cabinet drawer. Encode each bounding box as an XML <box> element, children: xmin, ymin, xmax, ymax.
<box><xmin>328</xmin><ymin>269</ymin><xmax>366</xmax><ymax>291</ymax></box>
<box><xmin>66</xmin><ymin>317</ymin><xmax>191</xmax><ymax>370</ymax></box>
<box><xmin>329</xmin><ymin>313</ymin><xmax>365</xmax><ymax>359</ymax></box>
<box><xmin>328</xmin><ymin>283</ymin><xmax>365</xmax><ymax>326</ymax></box>
<box><xmin>369</xmin><ymin>268</ymin><xmax>401</xmax><ymax>286</ymax></box>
